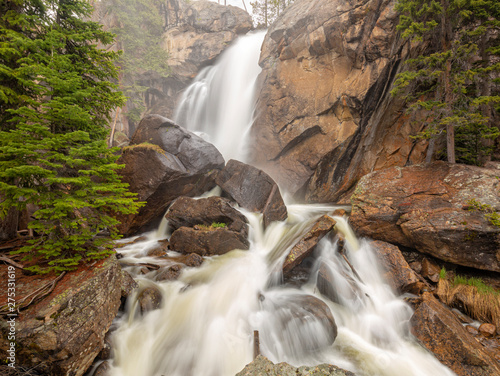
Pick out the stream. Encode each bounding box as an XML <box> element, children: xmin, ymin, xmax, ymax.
<box><xmin>106</xmin><ymin>32</ymin><xmax>456</xmax><ymax>376</ymax></box>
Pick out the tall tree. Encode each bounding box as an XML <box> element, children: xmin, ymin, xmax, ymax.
<box><xmin>392</xmin><ymin>0</ymin><xmax>500</xmax><ymax>164</ymax></box>
<box><xmin>250</xmin><ymin>0</ymin><xmax>293</xmax><ymax>28</ymax></box>
<box><xmin>0</xmin><ymin>0</ymin><xmax>142</xmax><ymax>273</ymax></box>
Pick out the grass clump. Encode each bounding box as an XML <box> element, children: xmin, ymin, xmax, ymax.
<box><xmin>437</xmin><ymin>274</ymin><xmax>500</xmax><ymax>328</ymax></box>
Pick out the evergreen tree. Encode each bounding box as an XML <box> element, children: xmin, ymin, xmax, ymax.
<box><xmin>250</xmin><ymin>0</ymin><xmax>294</xmax><ymax>28</ymax></box>
<box><xmin>392</xmin><ymin>0</ymin><xmax>500</xmax><ymax>164</ymax></box>
<box><xmin>0</xmin><ymin>0</ymin><xmax>142</xmax><ymax>274</ymax></box>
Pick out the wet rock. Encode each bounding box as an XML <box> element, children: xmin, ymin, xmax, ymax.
<box><xmin>0</xmin><ymin>257</ymin><xmax>122</xmax><ymax>376</ymax></box>
<box><xmin>98</xmin><ymin>331</ymin><xmax>113</xmax><ymax>360</ymax></box>
<box><xmin>155</xmin><ymin>264</ymin><xmax>183</xmax><ymax>282</ymax></box>
<box><xmin>370</xmin><ymin>240</ymin><xmax>424</xmax><ymax>295</ymax></box>
<box><xmin>249</xmin><ymin>0</ymin><xmax>429</xmax><ymax>201</ymax></box>
<box><xmin>479</xmin><ymin>323</ymin><xmax>496</xmax><ymax>338</ymax></box>
<box><xmin>117</xmin><ymin>115</ymin><xmax>224</xmax><ymax>236</ymax></box>
<box><xmin>146</xmin><ymin>243</ymin><xmax>169</xmax><ymax>257</ymax></box>
<box><xmin>235</xmin><ymin>355</ymin><xmax>356</xmax><ymax>376</ymax></box>
<box><xmin>421</xmin><ymin>258</ymin><xmax>441</xmax><ymax>283</ymax></box>
<box><xmin>170</xmin><ymin>226</ymin><xmax>249</xmax><ymax>256</ymax></box>
<box><xmin>93</xmin><ymin>361</ymin><xmax>111</xmax><ymax>376</ymax></box>
<box><xmin>120</xmin><ymin>270</ymin><xmax>138</xmax><ymax>298</ymax></box>
<box><xmin>333</xmin><ymin>208</ymin><xmax>347</xmax><ymax>217</ymax></box>
<box><xmin>283</xmin><ymin>215</ymin><xmax>337</xmax><ymax>274</ymax></box>
<box><xmin>351</xmin><ymin>162</ymin><xmax>500</xmax><ymax>272</ymax></box>
<box><xmin>316</xmin><ymin>263</ymin><xmax>363</xmax><ymax>306</ymax></box>
<box><xmin>166</xmin><ymin>196</ymin><xmax>249</xmax><ymax>238</ymax></box>
<box><xmin>182</xmin><ymin>253</ymin><xmax>204</xmax><ymax>267</ymax></box>
<box><xmin>138</xmin><ymin>286</ymin><xmax>163</xmax><ymax>313</ymax></box>
<box><xmin>466</xmin><ymin>325</ymin><xmax>479</xmax><ymax>336</ymax></box>
<box><xmin>215</xmin><ymin>159</ymin><xmax>287</xmax><ymax>228</ymax></box>
<box><xmin>411</xmin><ymin>292</ymin><xmax>500</xmax><ymax>376</ymax></box>
<box><xmin>265</xmin><ymin>294</ymin><xmax>338</xmax><ymax>356</ymax></box>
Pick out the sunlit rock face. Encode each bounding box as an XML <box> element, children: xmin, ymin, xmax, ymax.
<box><xmin>249</xmin><ymin>0</ymin><xmax>428</xmax><ymax>201</ymax></box>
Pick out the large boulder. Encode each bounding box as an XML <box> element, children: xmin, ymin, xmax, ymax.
<box><xmin>169</xmin><ymin>226</ymin><xmax>249</xmax><ymax>256</ymax></box>
<box><xmin>249</xmin><ymin>0</ymin><xmax>428</xmax><ymax>200</ymax></box>
<box><xmin>0</xmin><ymin>257</ymin><xmax>122</xmax><ymax>376</ymax></box>
<box><xmin>165</xmin><ymin>196</ymin><xmax>249</xmax><ymax>238</ymax></box>
<box><xmin>117</xmin><ymin>115</ymin><xmax>225</xmax><ymax>235</ymax></box>
<box><xmin>236</xmin><ymin>355</ymin><xmax>356</xmax><ymax>376</ymax></box>
<box><xmin>411</xmin><ymin>293</ymin><xmax>500</xmax><ymax>376</ymax></box>
<box><xmin>215</xmin><ymin>159</ymin><xmax>288</xmax><ymax>228</ymax></box>
<box><xmin>350</xmin><ymin>162</ymin><xmax>500</xmax><ymax>272</ymax></box>
<box><xmin>166</xmin><ymin>195</ymin><xmax>250</xmax><ymax>256</ymax></box>
<box><xmin>260</xmin><ymin>294</ymin><xmax>338</xmax><ymax>357</ymax></box>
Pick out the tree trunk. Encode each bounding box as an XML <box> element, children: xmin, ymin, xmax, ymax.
<box><xmin>441</xmin><ymin>0</ymin><xmax>455</xmax><ymax>163</ymax></box>
<box><xmin>479</xmin><ymin>31</ymin><xmax>493</xmax><ymax>165</ymax></box>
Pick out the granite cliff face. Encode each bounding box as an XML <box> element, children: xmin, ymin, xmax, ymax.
<box><xmin>249</xmin><ymin>0</ymin><xmax>428</xmax><ymax>202</ymax></box>
<box><xmin>150</xmin><ymin>0</ymin><xmax>253</xmax><ymax>118</ymax></box>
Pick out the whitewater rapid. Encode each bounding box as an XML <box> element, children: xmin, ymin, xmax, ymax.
<box><xmin>105</xmin><ymin>32</ymin><xmax>456</xmax><ymax>376</ymax></box>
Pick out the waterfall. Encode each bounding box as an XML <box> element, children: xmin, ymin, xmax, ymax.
<box><xmin>174</xmin><ymin>31</ymin><xmax>266</xmax><ymax>162</ymax></box>
<box><xmin>108</xmin><ymin>32</ymin><xmax>457</xmax><ymax>376</ymax></box>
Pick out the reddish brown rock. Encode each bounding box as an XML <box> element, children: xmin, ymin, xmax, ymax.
<box><xmin>350</xmin><ymin>162</ymin><xmax>500</xmax><ymax>272</ymax></box>
<box><xmin>138</xmin><ymin>286</ymin><xmax>163</xmax><ymax>313</ymax></box>
<box><xmin>0</xmin><ymin>257</ymin><xmax>122</xmax><ymax>376</ymax></box>
<box><xmin>249</xmin><ymin>0</ymin><xmax>428</xmax><ymax>200</ymax></box>
<box><xmin>155</xmin><ymin>264</ymin><xmax>183</xmax><ymax>282</ymax></box>
<box><xmin>283</xmin><ymin>215</ymin><xmax>336</xmax><ymax>274</ymax></box>
<box><xmin>479</xmin><ymin>323</ymin><xmax>497</xmax><ymax>338</ymax></box>
<box><xmin>411</xmin><ymin>292</ymin><xmax>500</xmax><ymax>376</ymax></box>
<box><xmin>215</xmin><ymin>159</ymin><xmax>287</xmax><ymax>228</ymax></box>
<box><xmin>421</xmin><ymin>258</ymin><xmax>441</xmax><ymax>283</ymax></box>
<box><xmin>165</xmin><ymin>196</ymin><xmax>249</xmax><ymax>238</ymax></box>
<box><xmin>117</xmin><ymin>115</ymin><xmax>224</xmax><ymax>236</ymax></box>
<box><xmin>170</xmin><ymin>226</ymin><xmax>249</xmax><ymax>256</ymax></box>
<box><xmin>370</xmin><ymin>240</ymin><xmax>424</xmax><ymax>294</ymax></box>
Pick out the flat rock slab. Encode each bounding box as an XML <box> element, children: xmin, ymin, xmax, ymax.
<box><xmin>283</xmin><ymin>215</ymin><xmax>336</xmax><ymax>274</ymax></box>
<box><xmin>215</xmin><ymin>159</ymin><xmax>287</xmax><ymax>228</ymax></box>
<box><xmin>351</xmin><ymin>162</ymin><xmax>500</xmax><ymax>272</ymax></box>
<box><xmin>411</xmin><ymin>292</ymin><xmax>500</xmax><ymax>376</ymax></box>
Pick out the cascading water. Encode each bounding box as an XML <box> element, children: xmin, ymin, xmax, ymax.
<box><xmin>174</xmin><ymin>31</ymin><xmax>266</xmax><ymax>162</ymax></box>
<box><xmin>107</xmin><ymin>32</ymin><xmax>457</xmax><ymax>376</ymax></box>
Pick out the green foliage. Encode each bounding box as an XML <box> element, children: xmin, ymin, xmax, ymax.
<box><xmin>0</xmin><ymin>0</ymin><xmax>143</xmax><ymax>274</ymax></box>
<box><xmin>211</xmin><ymin>222</ymin><xmax>227</xmax><ymax>228</ymax></box>
<box><xmin>439</xmin><ymin>267</ymin><xmax>447</xmax><ymax>279</ymax></box>
<box><xmin>466</xmin><ymin>199</ymin><xmax>500</xmax><ymax>228</ymax></box>
<box><xmin>101</xmin><ymin>0</ymin><xmax>170</xmax><ymax>123</ymax></box>
<box><xmin>452</xmin><ymin>275</ymin><xmax>498</xmax><ymax>295</ymax></box>
<box><xmin>250</xmin><ymin>0</ymin><xmax>294</xmax><ymax>28</ymax></box>
<box><xmin>393</xmin><ymin>0</ymin><xmax>500</xmax><ymax>164</ymax></box>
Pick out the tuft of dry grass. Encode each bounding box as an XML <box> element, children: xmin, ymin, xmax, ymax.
<box><xmin>437</xmin><ymin>277</ymin><xmax>500</xmax><ymax>329</ymax></box>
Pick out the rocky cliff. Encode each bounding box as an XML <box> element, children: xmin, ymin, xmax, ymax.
<box><xmin>249</xmin><ymin>0</ymin><xmax>428</xmax><ymax>202</ymax></box>
<box><xmin>94</xmin><ymin>0</ymin><xmax>253</xmax><ymax>136</ymax></box>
